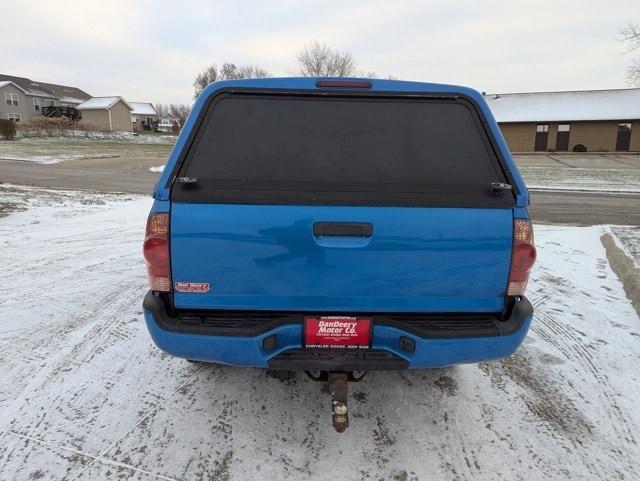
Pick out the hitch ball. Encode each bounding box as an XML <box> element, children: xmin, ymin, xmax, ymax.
<box><xmin>333</xmin><ymin>401</ymin><xmax>349</xmax><ymax>432</ymax></box>
<box><xmin>334</xmin><ymin>401</ymin><xmax>348</xmax><ymax>416</ymax></box>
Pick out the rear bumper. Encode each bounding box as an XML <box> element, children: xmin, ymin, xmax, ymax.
<box><xmin>143</xmin><ymin>292</ymin><xmax>533</xmax><ymax>369</ymax></box>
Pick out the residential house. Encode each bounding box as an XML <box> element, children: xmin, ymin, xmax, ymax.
<box><xmin>76</xmin><ymin>97</ymin><xmax>133</xmax><ymax>132</ymax></box>
<box><xmin>130</xmin><ymin>102</ymin><xmax>158</xmax><ymax>131</ymax></box>
<box><xmin>486</xmin><ymin>88</ymin><xmax>640</xmax><ymax>152</ymax></box>
<box><xmin>157</xmin><ymin>112</ymin><xmax>180</xmax><ymax>133</ymax></box>
<box><xmin>0</xmin><ymin>73</ymin><xmax>90</xmax><ymax>123</ymax></box>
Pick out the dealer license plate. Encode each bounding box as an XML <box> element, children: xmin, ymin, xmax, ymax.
<box><xmin>304</xmin><ymin>316</ymin><xmax>371</xmax><ymax>349</ymax></box>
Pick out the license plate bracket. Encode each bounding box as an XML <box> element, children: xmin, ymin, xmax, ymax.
<box><xmin>304</xmin><ymin>316</ymin><xmax>371</xmax><ymax>349</ymax></box>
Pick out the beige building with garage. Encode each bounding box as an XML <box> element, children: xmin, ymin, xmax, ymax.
<box><xmin>486</xmin><ymin>88</ymin><xmax>640</xmax><ymax>152</ymax></box>
<box><xmin>76</xmin><ymin>96</ymin><xmax>133</xmax><ymax>131</ymax></box>
<box><xmin>130</xmin><ymin>102</ymin><xmax>158</xmax><ymax>132</ymax></box>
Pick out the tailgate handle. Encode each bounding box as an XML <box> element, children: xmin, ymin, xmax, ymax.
<box><xmin>313</xmin><ymin>222</ymin><xmax>373</xmax><ymax>237</ymax></box>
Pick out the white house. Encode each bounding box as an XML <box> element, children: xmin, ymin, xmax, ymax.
<box><xmin>157</xmin><ymin>112</ymin><xmax>180</xmax><ymax>133</ymax></box>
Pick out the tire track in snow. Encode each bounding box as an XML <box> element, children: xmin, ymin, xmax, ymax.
<box><xmin>533</xmin><ymin>310</ymin><xmax>637</xmax><ymax>447</ymax></box>
<box><xmin>66</xmin><ymin>365</ymin><xmax>207</xmax><ymax>481</ymax></box>
<box><xmin>0</xmin><ymin>273</ymin><xmax>145</xmax><ymax>424</ymax></box>
<box><xmin>532</xmin><ymin>234</ymin><xmax>637</xmax><ymax>452</ymax></box>
<box><xmin>0</xmin><ymin>430</ymin><xmax>180</xmax><ymax>481</ymax></box>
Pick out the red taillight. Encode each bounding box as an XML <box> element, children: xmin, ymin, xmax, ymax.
<box><xmin>507</xmin><ymin>219</ymin><xmax>536</xmax><ymax>296</ymax></box>
<box><xmin>143</xmin><ymin>213</ymin><xmax>170</xmax><ymax>292</ymax></box>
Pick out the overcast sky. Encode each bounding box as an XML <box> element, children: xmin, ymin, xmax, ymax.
<box><xmin>2</xmin><ymin>0</ymin><xmax>637</xmax><ymax>104</ymax></box>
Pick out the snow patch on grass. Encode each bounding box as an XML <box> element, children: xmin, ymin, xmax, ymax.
<box><xmin>610</xmin><ymin>226</ymin><xmax>640</xmax><ymax>267</ymax></box>
<box><xmin>0</xmin><ymin>136</ymin><xmax>172</xmax><ymax>166</ymax></box>
<box><xmin>16</xmin><ymin>129</ymin><xmax>137</xmax><ymax>140</ymax></box>
<box><xmin>521</xmin><ymin>166</ymin><xmax>640</xmax><ymax>192</ymax></box>
<box><xmin>0</xmin><ymin>155</ymin><xmax>61</xmax><ymax>164</ymax></box>
<box><xmin>0</xmin><ymin>153</ymin><xmax>118</xmax><ymax>164</ymax></box>
<box><xmin>131</xmin><ymin>134</ymin><xmax>177</xmax><ymax>145</ymax></box>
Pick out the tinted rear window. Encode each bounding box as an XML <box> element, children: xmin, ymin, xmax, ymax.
<box><xmin>172</xmin><ymin>93</ymin><xmax>513</xmax><ymax>207</ymax></box>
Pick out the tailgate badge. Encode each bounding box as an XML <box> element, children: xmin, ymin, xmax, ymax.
<box><xmin>175</xmin><ymin>282</ymin><xmax>210</xmax><ymax>293</ymax></box>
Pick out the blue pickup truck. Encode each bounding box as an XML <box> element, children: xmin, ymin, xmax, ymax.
<box><xmin>143</xmin><ymin>78</ymin><xmax>536</xmax><ymax>431</ymax></box>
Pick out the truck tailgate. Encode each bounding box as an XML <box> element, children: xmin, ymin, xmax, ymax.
<box><xmin>170</xmin><ymin>204</ymin><xmax>512</xmax><ymax>312</ymax></box>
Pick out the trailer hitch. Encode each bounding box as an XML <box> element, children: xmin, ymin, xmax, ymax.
<box><xmin>328</xmin><ymin>372</ymin><xmax>349</xmax><ymax>433</ymax></box>
<box><xmin>303</xmin><ymin>371</ymin><xmax>366</xmax><ymax>432</ymax></box>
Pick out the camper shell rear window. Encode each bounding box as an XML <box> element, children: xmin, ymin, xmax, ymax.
<box><xmin>171</xmin><ymin>91</ymin><xmax>514</xmax><ymax>207</ymax></box>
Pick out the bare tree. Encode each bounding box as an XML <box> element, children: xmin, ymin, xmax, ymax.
<box><xmin>193</xmin><ymin>63</ymin><xmax>270</xmax><ymax>99</ymax></box>
<box><xmin>627</xmin><ymin>59</ymin><xmax>640</xmax><ymax>86</ymax></box>
<box><xmin>154</xmin><ymin>101</ymin><xmax>167</xmax><ymax>117</ymax></box>
<box><xmin>296</xmin><ymin>41</ymin><xmax>357</xmax><ymax>77</ymax></box>
<box><xmin>220</xmin><ymin>62</ymin><xmax>270</xmax><ymax>80</ymax></box>
<box><xmin>193</xmin><ymin>65</ymin><xmax>220</xmax><ymax>99</ymax></box>
<box><xmin>168</xmin><ymin>103</ymin><xmax>192</xmax><ymax>126</ymax></box>
<box><xmin>620</xmin><ymin>23</ymin><xmax>640</xmax><ymax>86</ymax></box>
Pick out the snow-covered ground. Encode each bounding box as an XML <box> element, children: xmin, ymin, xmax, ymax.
<box><xmin>0</xmin><ymin>185</ymin><xmax>639</xmax><ymax>481</ymax></box>
<box><xmin>129</xmin><ymin>135</ymin><xmax>177</xmax><ymax>145</ymax></box>
<box><xmin>0</xmin><ymin>136</ymin><xmax>174</xmax><ymax>165</ymax></box>
<box><xmin>611</xmin><ymin>226</ymin><xmax>640</xmax><ymax>267</ymax></box>
<box><xmin>0</xmin><ymin>153</ymin><xmax>119</xmax><ymax>164</ymax></box>
<box><xmin>520</xmin><ymin>166</ymin><xmax>640</xmax><ymax>193</ymax></box>
<box><xmin>16</xmin><ymin>130</ymin><xmax>140</xmax><ymax>141</ymax></box>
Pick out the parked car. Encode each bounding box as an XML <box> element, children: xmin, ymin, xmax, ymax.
<box><xmin>143</xmin><ymin>77</ymin><xmax>536</xmax><ymax>432</ymax></box>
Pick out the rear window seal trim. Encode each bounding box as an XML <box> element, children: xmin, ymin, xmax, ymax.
<box><xmin>166</xmin><ymin>87</ymin><xmax>518</xmax><ymax>203</ymax></box>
